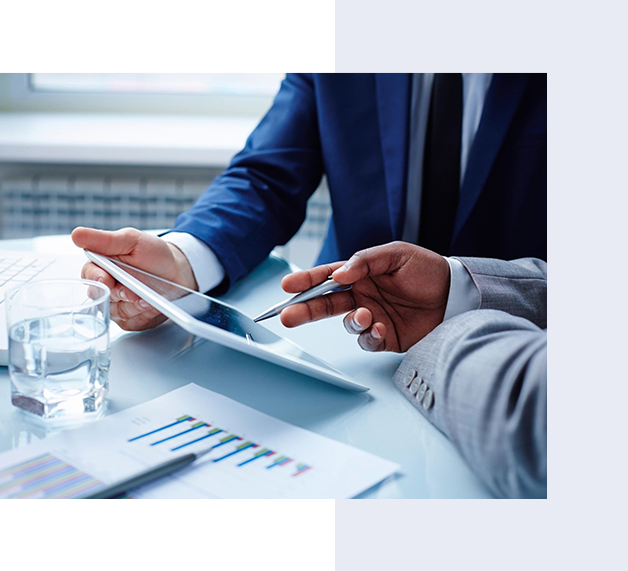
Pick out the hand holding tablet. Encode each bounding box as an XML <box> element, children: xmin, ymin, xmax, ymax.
<box><xmin>83</xmin><ymin>250</ymin><xmax>368</xmax><ymax>392</ymax></box>
<box><xmin>72</xmin><ymin>227</ymin><xmax>198</xmax><ymax>331</ymax></box>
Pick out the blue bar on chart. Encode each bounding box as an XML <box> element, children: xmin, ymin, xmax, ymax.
<box><xmin>293</xmin><ymin>463</ymin><xmax>312</xmax><ymax>477</ymax></box>
<box><xmin>128</xmin><ymin>415</ymin><xmax>195</xmax><ymax>442</ymax></box>
<box><xmin>127</xmin><ymin>414</ymin><xmax>313</xmax><ymax>479</ymax></box>
<box><xmin>213</xmin><ymin>441</ymin><xmax>256</xmax><ymax>463</ymax></box>
<box><xmin>238</xmin><ymin>448</ymin><xmax>275</xmax><ymax>467</ymax></box>
<box><xmin>171</xmin><ymin>427</ymin><xmax>223</xmax><ymax>451</ymax></box>
<box><xmin>267</xmin><ymin>455</ymin><xmax>293</xmax><ymax>469</ymax></box>
<box><xmin>150</xmin><ymin>421</ymin><xmax>209</xmax><ymax>446</ymax></box>
<box><xmin>0</xmin><ymin>453</ymin><xmax>102</xmax><ymax>499</ymax></box>
<box><xmin>210</xmin><ymin>434</ymin><xmax>241</xmax><ymax>450</ymax></box>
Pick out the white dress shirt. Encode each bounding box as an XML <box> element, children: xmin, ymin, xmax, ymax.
<box><xmin>165</xmin><ymin>231</ymin><xmax>226</xmax><ymax>291</ymax></box>
<box><xmin>165</xmin><ymin>73</ymin><xmax>493</xmax><ymax>319</ymax></box>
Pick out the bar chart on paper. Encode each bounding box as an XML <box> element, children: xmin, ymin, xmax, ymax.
<box><xmin>126</xmin><ymin>413</ymin><xmax>311</xmax><ymax>480</ymax></box>
<box><xmin>0</xmin><ymin>453</ymin><xmax>102</xmax><ymax>499</ymax></box>
<box><xmin>0</xmin><ymin>384</ymin><xmax>399</xmax><ymax>499</ymax></box>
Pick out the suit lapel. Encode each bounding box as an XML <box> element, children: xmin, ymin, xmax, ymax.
<box><xmin>453</xmin><ymin>73</ymin><xmax>531</xmax><ymax>238</ymax></box>
<box><xmin>375</xmin><ymin>74</ymin><xmax>412</xmax><ymax>239</ymax></box>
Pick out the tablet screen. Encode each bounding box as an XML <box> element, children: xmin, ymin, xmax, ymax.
<box><xmin>101</xmin><ymin>257</ymin><xmax>335</xmax><ymax>367</ymax></box>
<box><xmin>85</xmin><ymin>251</ymin><xmax>367</xmax><ymax>391</ymax></box>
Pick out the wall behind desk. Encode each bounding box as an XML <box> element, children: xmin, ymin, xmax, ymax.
<box><xmin>0</xmin><ymin>163</ymin><xmax>331</xmax><ymax>270</ymax></box>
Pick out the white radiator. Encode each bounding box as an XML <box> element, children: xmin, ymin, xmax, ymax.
<box><xmin>0</xmin><ymin>175</ymin><xmax>208</xmax><ymax>238</ymax></box>
<box><xmin>0</xmin><ymin>171</ymin><xmax>332</xmax><ymax>269</ymax></box>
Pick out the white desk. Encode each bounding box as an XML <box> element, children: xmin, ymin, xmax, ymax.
<box><xmin>0</xmin><ymin>235</ymin><xmax>493</xmax><ymax>498</ymax></box>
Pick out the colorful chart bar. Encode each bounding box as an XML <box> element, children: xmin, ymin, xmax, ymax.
<box><xmin>213</xmin><ymin>441</ymin><xmax>256</xmax><ymax>463</ymax></box>
<box><xmin>237</xmin><ymin>448</ymin><xmax>275</xmax><ymax>467</ymax></box>
<box><xmin>128</xmin><ymin>415</ymin><xmax>194</xmax><ymax>442</ymax></box>
<box><xmin>150</xmin><ymin>422</ymin><xmax>209</xmax><ymax>446</ymax></box>
<box><xmin>128</xmin><ymin>414</ymin><xmax>313</xmax><ymax>479</ymax></box>
<box><xmin>293</xmin><ymin>463</ymin><xmax>312</xmax><ymax>477</ymax></box>
<box><xmin>0</xmin><ymin>453</ymin><xmax>102</xmax><ymax>499</ymax></box>
<box><xmin>267</xmin><ymin>455</ymin><xmax>293</xmax><ymax>469</ymax></box>
<box><xmin>171</xmin><ymin>428</ymin><xmax>223</xmax><ymax>451</ymax></box>
<box><xmin>0</xmin><ymin>453</ymin><xmax>58</xmax><ymax>480</ymax></box>
<box><xmin>211</xmin><ymin>434</ymin><xmax>241</xmax><ymax>449</ymax></box>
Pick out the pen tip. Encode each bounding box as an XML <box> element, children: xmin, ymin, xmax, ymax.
<box><xmin>253</xmin><ymin>313</ymin><xmax>272</xmax><ymax>323</ymax></box>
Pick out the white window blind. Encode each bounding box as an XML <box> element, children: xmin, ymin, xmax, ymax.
<box><xmin>30</xmin><ymin>74</ymin><xmax>284</xmax><ymax>96</ymax></box>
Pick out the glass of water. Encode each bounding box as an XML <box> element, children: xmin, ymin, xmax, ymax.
<box><xmin>6</xmin><ymin>279</ymin><xmax>110</xmax><ymax>420</ymax></box>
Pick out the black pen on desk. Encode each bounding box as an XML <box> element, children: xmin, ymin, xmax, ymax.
<box><xmin>80</xmin><ymin>446</ymin><xmax>214</xmax><ymax>499</ymax></box>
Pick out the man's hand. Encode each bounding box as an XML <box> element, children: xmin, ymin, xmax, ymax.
<box><xmin>71</xmin><ymin>227</ymin><xmax>198</xmax><ymax>331</ymax></box>
<box><xmin>280</xmin><ymin>241</ymin><xmax>450</xmax><ymax>353</ymax></box>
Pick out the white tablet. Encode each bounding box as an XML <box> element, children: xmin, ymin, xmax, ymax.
<box><xmin>84</xmin><ymin>251</ymin><xmax>368</xmax><ymax>392</ymax></box>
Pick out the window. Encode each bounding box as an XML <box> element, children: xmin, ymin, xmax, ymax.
<box><xmin>1</xmin><ymin>73</ymin><xmax>285</xmax><ymax>117</ymax></box>
<box><xmin>30</xmin><ymin>73</ymin><xmax>284</xmax><ymax>96</ymax></box>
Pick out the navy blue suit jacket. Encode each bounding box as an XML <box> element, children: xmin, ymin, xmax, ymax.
<box><xmin>172</xmin><ymin>73</ymin><xmax>547</xmax><ymax>287</ymax></box>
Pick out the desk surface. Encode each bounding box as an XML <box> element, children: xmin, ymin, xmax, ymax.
<box><xmin>0</xmin><ymin>235</ymin><xmax>492</xmax><ymax>498</ymax></box>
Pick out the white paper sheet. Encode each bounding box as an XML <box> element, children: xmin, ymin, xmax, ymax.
<box><xmin>0</xmin><ymin>384</ymin><xmax>399</xmax><ymax>498</ymax></box>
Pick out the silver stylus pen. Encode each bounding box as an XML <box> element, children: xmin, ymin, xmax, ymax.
<box><xmin>79</xmin><ymin>445</ymin><xmax>216</xmax><ymax>499</ymax></box>
<box><xmin>253</xmin><ymin>277</ymin><xmax>351</xmax><ymax>323</ymax></box>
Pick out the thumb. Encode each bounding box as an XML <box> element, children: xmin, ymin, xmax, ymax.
<box><xmin>72</xmin><ymin>227</ymin><xmax>142</xmax><ymax>257</ymax></box>
<box><xmin>332</xmin><ymin>242</ymin><xmax>411</xmax><ymax>284</ymax></box>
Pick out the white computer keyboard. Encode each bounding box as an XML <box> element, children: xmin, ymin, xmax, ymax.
<box><xmin>0</xmin><ymin>254</ymin><xmax>54</xmax><ymax>303</ymax></box>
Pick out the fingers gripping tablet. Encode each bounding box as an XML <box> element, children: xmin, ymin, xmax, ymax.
<box><xmin>83</xmin><ymin>251</ymin><xmax>368</xmax><ymax>392</ymax></box>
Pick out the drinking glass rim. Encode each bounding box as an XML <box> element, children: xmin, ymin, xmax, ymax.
<box><xmin>5</xmin><ymin>278</ymin><xmax>111</xmax><ymax>311</ymax></box>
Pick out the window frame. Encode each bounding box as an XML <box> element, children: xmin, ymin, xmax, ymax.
<box><xmin>1</xmin><ymin>73</ymin><xmax>282</xmax><ymax>118</ymax></box>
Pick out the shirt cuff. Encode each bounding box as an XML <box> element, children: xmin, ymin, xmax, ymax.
<box><xmin>443</xmin><ymin>257</ymin><xmax>481</xmax><ymax>321</ymax></box>
<box><xmin>162</xmin><ymin>232</ymin><xmax>226</xmax><ymax>293</ymax></box>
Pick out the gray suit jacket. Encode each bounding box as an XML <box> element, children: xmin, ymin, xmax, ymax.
<box><xmin>457</xmin><ymin>256</ymin><xmax>547</xmax><ymax>328</ymax></box>
<box><xmin>393</xmin><ymin>258</ymin><xmax>547</xmax><ymax>498</ymax></box>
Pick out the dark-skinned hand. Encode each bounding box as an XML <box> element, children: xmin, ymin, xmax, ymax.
<box><xmin>280</xmin><ymin>241</ymin><xmax>450</xmax><ymax>353</ymax></box>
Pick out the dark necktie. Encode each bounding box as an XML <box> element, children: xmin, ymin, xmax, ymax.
<box><xmin>418</xmin><ymin>73</ymin><xmax>463</xmax><ymax>255</ymax></box>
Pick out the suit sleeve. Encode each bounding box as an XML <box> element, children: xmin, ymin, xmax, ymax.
<box><xmin>393</xmin><ymin>310</ymin><xmax>547</xmax><ymax>498</ymax></box>
<box><xmin>171</xmin><ymin>73</ymin><xmax>324</xmax><ymax>286</ymax></box>
<box><xmin>454</xmin><ymin>257</ymin><xmax>547</xmax><ymax>328</ymax></box>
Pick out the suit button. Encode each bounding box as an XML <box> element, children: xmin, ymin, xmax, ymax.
<box><xmin>416</xmin><ymin>382</ymin><xmax>428</xmax><ymax>402</ymax></box>
<box><xmin>409</xmin><ymin>379</ymin><xmax>422</xmax><ymax>395</ymax></box>
<box><xmin>404</xmin><ymin>369</ymin><xmax>417</xmax><ymax>387</ymax></box>
<box><xmin>422</xmin><ymin>389</ymin><xmax>434</xmax><ymax>410</ymax></box>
